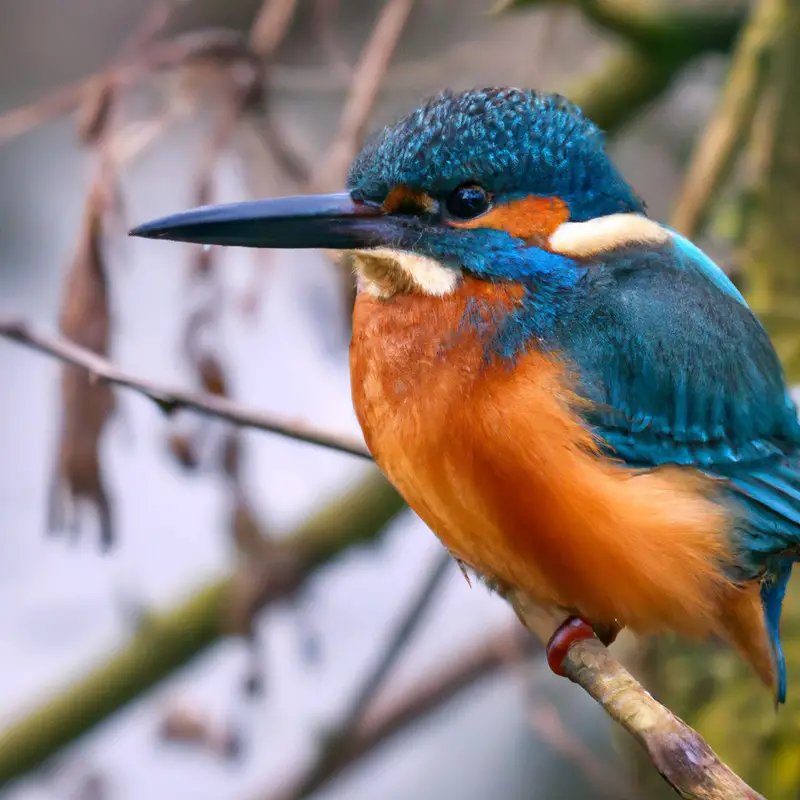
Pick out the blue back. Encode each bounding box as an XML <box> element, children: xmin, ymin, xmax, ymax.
<box><xmin>549</xmin><ymin>234</ymin><xmax>800</xmax><ymax>702</ymax></box>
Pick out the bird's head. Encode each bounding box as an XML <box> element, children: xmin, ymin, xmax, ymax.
<box><xmin>131</xmin><ymin>88</ymin><xmax>649</xmax><ymax>297</ymax></box>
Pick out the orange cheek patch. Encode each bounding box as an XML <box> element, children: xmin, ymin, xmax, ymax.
<box><xmin>382</xmin><ymin>185</ymin><xmax>436</xmax><ymax>214</ymax></box>
<box><xmin>449</xmin><ymin>195</ymin><xmax>569</xmax><ymax>245</ymax></box>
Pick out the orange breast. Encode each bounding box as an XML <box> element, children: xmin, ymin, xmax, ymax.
<box><xmin>349</xmin><ymin>278</ymin><xmax>772</xmax><ymax>686</ymax></box>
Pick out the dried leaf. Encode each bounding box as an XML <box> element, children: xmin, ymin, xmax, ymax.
<box><xmin>221</xmin><ymin>432</ymin><xmax>241</xmax><ymax>481</ymax></box>
<box><xmin>236</xmin><ymin>254</ymin><xmax>273</xmax><ymax>322</ymax></box>
<box><xmin>196</xmin><ymin>353</ymin><xmax>228</xmax><ymax>396</ymax></box>
<box><xmin>166</xmin><ymin>432</ymin><xmax>201</xmax><ymax>471</ymax></box>
<box><xmin>48</xmin><ymin>177</ymin><xmax>117</xmax><ymax>551</ymax></box>
<box><xmin>224</xmin><ymin>548</ymin><xmax>303</xmax><ymax>638</ymax></box>
<box><xmin>159</xmin><ymin>704</ymin><xmax>242</xmax><ymax>760</ymax></box>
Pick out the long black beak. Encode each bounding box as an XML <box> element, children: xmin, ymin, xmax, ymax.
<box><xmin>129</xmin><ymin>192</ymin><xmax>399</xmax><ymax>250</ymax></box>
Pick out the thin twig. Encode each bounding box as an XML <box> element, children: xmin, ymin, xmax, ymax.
<box><xmin>342</xmin><ymin>549</ymin><xmax>452</xmax><ymax>725</ymax></box>
<box><xmin>0</xmin><ymin>470</ymin><xmax>405</xmax><ymax>784</ymax></box>
<box><xmin>671</xmin><ymin>0</ymin><xmax>782</xmax><ymax>238</ymax></box>
<box><xmin>249</xmin><ymin>0</ymin><xmax>300</xmax><ymax>59</ymax></box>
<box><xmin>244</xmin><ymin>0</ymin><xmax>313</xmax><ymax>184</ymax></box>
<box><xmin>119</xmin><ymin>0</ymin><xmax>186</xmax><ymax>58</ymax></box>
<box><xmin>0</xmin><ymin>29</ymin><xmax>250</xmax><ymax>145</ymax></box>
<box><xmin>263</xmin><ymin>624</ymin><xmax>536</xmax><ymax>800</ymax></box>
<box><xmin>285</xmin><ymin>549</ymin><xmax>453</xmax><ymax>799</ymax></box>
<box><xmin>310</xmin><ymin>0</ymin><xmax>416</xmax><ymax>191</ymax></box>
<box><xmin>0</xmin><ymin>318</ymin><xmax>372</xmax><ymax>460</ymax></box>
<box><xmin>313</xmin><ymin>0</ymin><xmax>353</xmax><ymax>79</ymax></box>
<box><xmin>511</xmin><ymin>594</ymin><xmax>766</xmax><ymax>800</ymax></box>
<box><xmin>526</xmin><ymin>699</ymin><xmax>638</xmax><ymax>800</ymax></box>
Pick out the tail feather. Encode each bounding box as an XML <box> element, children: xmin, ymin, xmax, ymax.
<box><xmin>761</xmin><ymin>558</ymin><xmax>793</xmax><ymax>705</ymax></box>
<box><xmin>719</xmin><ymin>455</ymin><xmax>800</xmax><ymax>705</ymax></box>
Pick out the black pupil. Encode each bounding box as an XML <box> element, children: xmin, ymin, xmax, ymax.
<box><xmin>446</xmin><ymin>185</ymin><xmax>489</xmax><ymax>219</ymax></box>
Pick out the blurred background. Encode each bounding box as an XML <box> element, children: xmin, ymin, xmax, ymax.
<box><xmin>0</xmin><ymin>0</ymin><xmax>797</xmax><ymax>797</ymax></box>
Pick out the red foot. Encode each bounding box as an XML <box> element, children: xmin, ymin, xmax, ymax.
<box><xmin>546</xmin><ymin>617</ymin><xmax>597</xmax><ymax>677</ymax></box>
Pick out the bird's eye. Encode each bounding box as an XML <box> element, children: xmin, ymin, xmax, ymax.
<box><xmin>445</xmin><ymin>184</ymin><xmax>492</xmax><ymax>220</ymax></box>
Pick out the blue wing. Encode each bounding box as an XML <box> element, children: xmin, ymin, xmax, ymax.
<box><xmin>554</xmin><ymin>231</ymin><xmax>800</xmax><ymax>702</ymax></box>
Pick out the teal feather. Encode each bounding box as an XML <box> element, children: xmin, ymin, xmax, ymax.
<box><xmin>552</xmin><ymin>235</ymin><xmax>800</xmax><ymax>703</ymax></box>
<box><xmin>665</xmin><ymin>227</ymin><xmax>749</xmax><ymax>307</ymax></box>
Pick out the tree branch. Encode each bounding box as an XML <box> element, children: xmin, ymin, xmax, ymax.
<box><xmin>566</xmin><ymin>45</ymin><xmax>687</xmax><ymax>136</ymax></box>
<box><xmin>0</xmin><ymin>28</ymin><xmax>252</xmax><ymax>145</ymax></box>
<box><xmin>0</xmin><ymin>470</ymin><xmax>405</xmax><ymax>784</ymax></box>
<box><xmin>0</xmin><ymin>317</ymin><xmax>372</xmax><ymax>461</ymax></box>
<box><xmin>497</xmin><ymin>0</ymin><xmax>747</xmax><ymax>54</ymax></box>
<box><xmin>310</xmin><ymin>0</ymin><xmax>416</xmax><ymax>191</ymax></box>
<box><xmin>671</xmin><ymin>0</ymin><xmax>780</xmax><ymax>239</ymax></box>
<box><xmin>526</xmin><ymin>698</ymin><xmax>639</xmax><ymax>800</ymax></box>
<box><xmin>280</xmin><ymin>549</ymin><xmax>453</xmax><ymax>799</ymax></box>
<box><xmin>248</xmin><ymin>0</ymin><xmax>300</xmax><ymax>58</ymax></box>
<box><xmin>262</xmin><ymin>624</ymin><xmax>536</xmax><ymax>800</ymax></box>
<box><xmin>511</xmin><ymin>594</ymin><xmax>766</xmax><ymax>800</ymax></box>
<box><xmin>495</xmin><ymin>0</ymin><xmax>747</xmax><ymax>137</ymax></box>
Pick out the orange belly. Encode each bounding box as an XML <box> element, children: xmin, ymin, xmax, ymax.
<box><xmin>349</xmin><ymin>278</ymin><xmax>773</xmax><ymax>686</ymax></box>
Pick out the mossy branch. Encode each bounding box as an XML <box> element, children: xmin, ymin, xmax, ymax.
<box><xmin>494</xmin><ymin>0</ymin><xmax>746</xmax><ymax>137</ymax></box>
<box><xmin>497</xmin><ymin>0</ymin><xmax>747</xmax><ymax>54</ymax></box>
<box><xmin>264</xmin><ymin>624</ymin><xmax>535</xmax><ymax>800</ymax></box>
<box><xmin>566</xmin><ymin>45</ymin><xmax>687</xmax><ymax>136</ymax></box>
<box><xmin>0</xmin><ymin>471</ymin><xmax>405</xmax><ymax>786</ymax></box>
<box><xmin>1</xmin><ymin>310</ymin><xmax>769</xmax><ymax>797</ymax></box>
<box><xmin>671</xmin><ymin>0</ymin><xmax>780</xmax><ymax>239</ymax></box>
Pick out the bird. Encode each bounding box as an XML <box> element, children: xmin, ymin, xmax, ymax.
<box><xmin>131</xmin><ymin>87</ymin><xmax>800</xmax><ymax>705</ymax></box>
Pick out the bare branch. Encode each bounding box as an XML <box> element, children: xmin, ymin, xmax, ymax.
<box><xmin>73</xmin><ymin>0</ymin><xmax>184</xmax><ymax>145</ymax></box>
<box><xmin>0</xmin><ymin>318</ymin><xmax>372</xmax><ymax>460</ymax></box>
<box><xmin>671</xmin><ymin>0</ymin><xmax>782</xmax><ymax>238</ymax></box>
<box><xmin>313</xmin><ymin>0</ymin><xmax>353</xmax><ymax>79</ymax></box>
<box><xmin>526</xmin><ymin>699</ymin><xmax>638</xmax><ymax>800</ymax></box>
<box><xmin>0</xmin><ymin>470</ymin><xmax>405</xmax><ymax>783</ymax></box>
<box><xmin>119</xmin><ymin>0</ymin><xmax>186</xmax><ymax>58</ymax></box>
<box><xmin>262</xmin><ymin>624</ymin><xmax>536</xmax><ymax>800</ymax></box>
<box><xmin>249</xmin><ymin>0</ymin><xmax>300</xmax><ymax>59</ymax></box>
<box><xmin>511</xmin><ymin>594</ymin><xmax>766</xmax><ymax>800</ymax></box>
<box><xmin>310</xmin><ymin>0</ymin><xmax>416</xmax><ymax>191</ymax></box>
<box><xmin>0</xmin><ymin>29</ymin><xmax>250</xmax><ymax>145</ymax></box>
<box><xmin>282</xmin><ymin>549</ymin><xmax>453</xmax><ymax>799</ymax></box>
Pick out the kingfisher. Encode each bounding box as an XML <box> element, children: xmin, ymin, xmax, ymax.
<box><xmin>131</xmin><ymin>87</ymin><xmax>800</xmax><ymax>704</ymax></box>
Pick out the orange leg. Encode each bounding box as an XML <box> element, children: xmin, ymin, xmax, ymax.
<box><xmin>545</xmin><ymin>616</ymin><xmax>598</xmax><ymax>677</ymax></box>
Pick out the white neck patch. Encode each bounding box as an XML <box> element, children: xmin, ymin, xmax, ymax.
<box><xmin>548</xmin><ymin>213</ymin><xmax>669</xmax><ymax>258</ymax></box>
<box><xmin>350</xmin><ymin>248</ymin><xmax>460</xmax><ymax>298</ymax></box>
